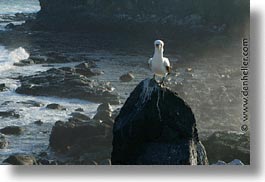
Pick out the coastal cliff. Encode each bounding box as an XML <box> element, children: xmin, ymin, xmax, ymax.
<box><xmin>31</xmin><ymin>0</ymin><xmax>249</xmax><ymax>35</ymax></box>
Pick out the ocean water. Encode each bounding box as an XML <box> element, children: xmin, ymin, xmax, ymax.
<box><xmin>0</xmin><ymin>0</ymin><xmax>40</xmax><ymax>30</ymax></box>
<box><xmin>0</xmin><ymin>45</ymin><xmax>100</xmax><ymax>163</ymax></box>
<box><xmin>0</xmin><ymin>0</ymin><xmax>40</xmax><ymax>14</ymax></box>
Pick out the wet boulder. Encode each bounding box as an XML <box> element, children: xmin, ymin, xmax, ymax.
<box><xmin>93</xmin><ymin>103</ymin><xmax>113</xmax><ymax>125</ymax></box>
<box><xmin>13</xmin><ymin>59</ymin><xmax>34</xmax><ymax>66</ymax></box>
<box><xmin>111</xmin><ymin>78</ymin><xmax>208</xmax><ymax>165</ymax></box>
<box><xmin>213</xmin><ymin>159</ymin><xmax>244</xmax><ymax>165</ymax></box>
<box><xmin>75</xmin><ymin>108</ymin><xmax>84</xmax><ymax>112</ymax></box>
<box><xmin>120</xmin><ymin>72</ymin><xmax>135</xmax><ymax>82</ymax></box>
<box><xmin>0</xmin><ymin>83</ymin><xmax>7</xmax><ymax>92</ymax></box>
<box><xmin>34</xmin><ymin>120</ymin><xmax>44</xmax><ymax>125</ymax></box>
<box><xmin>49</xmin><ymin>120</ymin><xmax>108</xmax><ymax>153</ymax></box>
<box><xmin>0</xmin><ymin>110</ymin><xmax>20</xmax><ymax>118</ymax></box>
<box><xmin>17</xmin><ymin>100</ymin><xmax>44</xmax><ymax>107</ymax></box>
<box><xmin>46</xmin><ymin>103</ymin><xmax>66</xmax><ymax>110</ymax></box>
<box><xmin>3</xmin><ymin>155</ymin><xmax>37</xmax><ymax>165</ymax></box>
<box><xmin>202</xmin><ymin>131</ymin><xmax>250</xmax><ymax>165</ymax></box>
<box><xmin>0</xmin><ymin>134</ymin><xmax>8</xmax><ymax>149</ymax></box>
<box><xmin>69</xmin><ymin>112</ymin><xmax>90</xmax><ymax>122</ymax></box>
<box><xmin>5</xmin><ymin>23</ymin><xmax>15</xmax><ymax>29</ymax></box>
<box><xmin>0</xmin><ymin>126</ymin><xmax>24</xmax><ymax>135</ymax></box>
<box><xmin>74</xmin><ymin>62</ymin><xmax>101</xmax><ymax>77</ymax></box>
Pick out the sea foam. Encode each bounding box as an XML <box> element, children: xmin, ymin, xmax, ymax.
<box><xmin>0</xmin><ymin>46</ymin><xmax>29</xmax><ymax>72</ymax></box>
<box><xmin>8</xmin><ymin>47</ymin><xmax>29</xmax><ymax>62</ymax></box>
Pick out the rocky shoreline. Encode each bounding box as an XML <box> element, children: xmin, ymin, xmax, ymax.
<box><xmin>0</xmin><ymin>8</ymin><xmax>250</xmax><ymax>165</ymax></box>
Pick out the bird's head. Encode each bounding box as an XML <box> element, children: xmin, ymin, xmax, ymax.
<box><xmin>154</xmin><ymin>40</ymin><xmax>164</xmax><ymax>52</ymax></box>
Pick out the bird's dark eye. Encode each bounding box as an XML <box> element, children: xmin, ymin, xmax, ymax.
<box><xmin>156</xmin><ymin>44</ymin><xmax>160</xmax><ymax>47</ymax></box>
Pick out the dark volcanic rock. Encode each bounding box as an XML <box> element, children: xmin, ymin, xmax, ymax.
<box><xmin>111</xmin><ymin>78</ymin><xmax>208</xmax><ymax>165</ymax></box>
<box><xmin>16</xmin><ymin>68</ymin><xmax>120</xmax><ymax>104</ymax></box>
<box><xmin>34</xmin><ymin>120</ymin><xmax>44</xmax><ymax>125</ymax></box>
<box><xmin>0</xmin><ymin>110</ymin><xmax>20</xmax><ymax>118</ymax></box>
<box><xmin>120</xmin><ymin>72</ymin><xmax>135</xmax><ymax>82</ymax></box>
<box><xmin>0</xmin><ymin>83</ymin><xmax>7</xmax><ymax>92</ymax></box>
<box><xmin>0</xmin><ymin>134</ymin><xmax>8</xmax><ymax>149</ymax></box>
<box><xmin>3</xmin><ymin>155</ymin><xmax>37</xmax><ymax>165</ymax></box>
<box><xmin>32</xmin><ymin>0</ymin><xmax>248</xmax><ymax>36</ymax></box>
<box><xmin>74</xmin><ymin>62</ymin><xmax>102</xmax><ymax>77</ymax></box>
<box><xmin>202</xmin><ymin>131</ymin><xmax>250</xmax><ymax>165</ymax></box>
<box><xmin>93</xmin><ymin>103</ymin><xmax>113</xmax><ymax>125</ymax></box>
<box><xmin>17</xmin><ymin>100</ymin><xmax>44</xmax><ymax>107</ymax></box>
<box><xmin>0</xmin><ymin>126</ymin><xmax>24</xmax><ymax>135</ymax></box>
<box><xmin>49</xmin><ymin>120</ymin><xmax>109</xmax><ymax>153</ymax></box>
<box><xmin>75</xmin><ymin>108</ymin><xmax>84</xmax><ymax>112</ymax></box>
<box><xmin>46</xmin><ymin>103</ymin><xmax>66</xmax><ymax>110</ymax></box>
<box><xmin>13</xmin><ymin>59</ymin><xmax>34</xmax><ymax>66</ymax></box>
<box><xmin>69</xmin><ymin>112</ymin><xmax>90</xmax><ymax>122</ymax></box>
<box><xmin>5</xmin><ymin>23</ymin><xmax>15</xmax><ymax>29</ymax></box>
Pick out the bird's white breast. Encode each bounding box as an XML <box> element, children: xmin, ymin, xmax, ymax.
<box><xmin>151</xmin><ymin>56</ymin><xmax>167</xmax><ymax>76</ymax></box>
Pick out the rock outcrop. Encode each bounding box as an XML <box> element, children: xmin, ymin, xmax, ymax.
<box><xmin>16</xmin><ymin>65</ymin><xmax>120</xmax><ymax>104</ymax></box>
<box><xmin>0</xmin><ymin>126</ymin><xmax>24</xmax><ymax>135</ymax></box>
<box><xmin>30</xmin><ymin>0</ymin><xmax>249</xmax><ymax>36</ymax></box>
<box><xmin>49</xmin><ymin>120</ymin><xmax>110</xmax><ymax>153</ymax></box>
<box><xmin>0</xmin><ymin>83</ymin><xmax>7</xmax><ymax>92</ymax></box>
<box><xmin>111</xmin><ymin>78</ymin><xmax>208</xmax><ymax>165</ymax></box>
<box><xmin>3</xmin><ymin>155</ymin><xmax>37</xmax><ymax>165</ymax></box>
<box><xmin>0</xmin><ymin>110</ymin><xmax>20</xmax><ymax>118</ymax></box>
<box><xmin>202</xmin><ymin>131</ymin><xmax>250</xmax><ymax>165</ymax></box>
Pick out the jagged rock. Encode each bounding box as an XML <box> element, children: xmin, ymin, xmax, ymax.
<box><xmin>0</xmin><ymin>126</ymin><xmax>24</xmax><ymax>135</ymax></box>
<box><xmin>5</xmin><ymin>23</ymin><xmax>15</xmax><ymax>29</ymax></box>
<box><xmin>49</xmin><ymin>120</ymin><xmax>108</xmax><ymax>153</ymax></box>
<box><xmin>213</xmin><ymin>159</ymin><xmax>244</xmax><ymax>165</ymax></box>
<box><xmin>75</xmin><ymin>62</ymin><xmax>97</xmax><ymax>69</ymax></box>
<box><xmin>17</xmin><ymin>100</ymin><xmax>44</xmax><ymax>107</ymax></box>
<box><xmin>15</xmin><ymin>13</ymin><xmax>27</xmax><ymax>19</ymax></box>
<box><xmin>228</xmin><ymin>159</ymin><xmax>244</xmax><ymax>165</ymax></box>
<box><xmin>29</xmin><ymin>55</ymin><xmax>48</xmax><ymax>63</ymax></box>
<box><xmin>213</xmin><ymin>160</ymin><xmax>227</xmax><ymax>165</ymax></box>
<box><xmin>0</xmin><ymin>110</ymin><xmax>20</xmax><ymax>118</ymax></box>
<box><xmin>0</xmin><ymin>83</ymin><xmax>7</xmax><ymax>92</ymax></box>
<box><xmin>69</xmin><ymin>112</ymin><xmax>90</xmax><ymax>122</ymax></box>
<box><xmin>120</xmin><ymin>72</ymin><xmax>135</xmax><ymax>82</ymax></box>
<box><xmin>46</xmin><ymin>103</ymin><xmax>66</xmax><ymax>110</ymax></box>
<box><xmin>3</xmin><ymin>155</ymin><xmax>37</xmax><ymax>165</ymax></box>
<box><xmin>16</xmin><ymin>68</ymin><xmax>120</xmax><ymax>104</ymax></box>
<box><xmin>0</xmin><ymin>134</ymin><xmax>8</xmax><ymax>149</ymax></box>
<box><xmin>74</xmin><ymin>62</ymin><xmax>102</xmax><ymax>77</ymax></box>
<box><xmin>93</xmin><ymin>103</ymin><xmax>113</xmax><ymax>125</ymax></box>
<box><xmin>111</xmin><ymin>78</ymin><xmax>208</xmax><ymax>165</ymax></box>
<box><xmin>13</xmin><ymin>59</ymin><xmax>34</xmax><ymax>66</ymax></box>
<box><xmin>34</xmin><ymin>120</ymin><xmax>44</xmax><ymax>125</ymax></box>
<box><xmin>75</xmin><ymin>108</ymin><xmax>84</xmax><ymax>112</ymax></box>
<box><xmin>202</xmin><ymin>131</ymin><xmax>250</xmax><ymax>165</ymax></box>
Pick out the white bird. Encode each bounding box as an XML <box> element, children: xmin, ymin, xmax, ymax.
<box><xmin>148</xmin><ymin>40</ymin><xmax>171</xmax><ymax>84</ymax></box>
